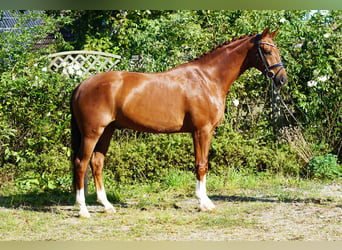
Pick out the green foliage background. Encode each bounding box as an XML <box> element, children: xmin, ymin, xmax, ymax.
<box><xmin>0</xmin><ymin>10</ymin><xmax>341</xmax><ymax>193</ymax></box>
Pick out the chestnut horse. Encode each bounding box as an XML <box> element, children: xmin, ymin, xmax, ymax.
<box><xmin>71</xmin><ymin>27</ymin><xmax>287</xmax><ymax>218</ymax></box>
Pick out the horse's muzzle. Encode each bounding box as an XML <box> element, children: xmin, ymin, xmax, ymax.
<box><xmin>272</xmin><ymin>70</ymin><xmax>287</xmax><ymax>87</ymax></box>
<box><xmin>277</xmin><ymin>74</ymin><xmax>288</xmax><ymax>86</ymax></box>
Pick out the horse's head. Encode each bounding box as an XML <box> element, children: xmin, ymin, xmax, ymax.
<box><xmin>254</xmin><ymin>27</ymin><xmax>287</xmax><ymax>87</ymax></box>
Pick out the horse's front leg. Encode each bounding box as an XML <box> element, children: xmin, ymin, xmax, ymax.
<box><xmin>192</xmin><ymin>127</ymin><xmax>216</xmax><ymax>212</ymax></box>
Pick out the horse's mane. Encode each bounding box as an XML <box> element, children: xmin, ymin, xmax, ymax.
<box><xmin>193</xmin><ymin>33</ymin><xmax>256</xmax><ymax>61</ymax></box>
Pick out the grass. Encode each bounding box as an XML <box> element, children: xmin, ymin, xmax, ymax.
<box><xmin>0</xmin><ymin>169</ymin><xmax>341</xmax><ymax>240</ymax></box>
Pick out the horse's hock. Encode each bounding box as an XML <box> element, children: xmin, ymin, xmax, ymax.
<box><xmin>47</xmin><ymin>50</ymin><xmax>121</xmax><ymax>77</ymax></box>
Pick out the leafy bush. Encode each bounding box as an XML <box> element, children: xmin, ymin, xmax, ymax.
<box><xmin>0</xmin><ymin>54</ymin><xmax>75</xmax><ymax>193</ymax></box>
<box><xmin>304</xmin><ymin>154</ymin><xmax>341</xmax><ymax>180</ymax></box>
<box><xmin>105</xmin><ymin>133</ymin><xmax>194</xmax><ymax>184</ymax></box>
<box><xmin>210</xmin><ymin>129</ymin><xmax>301</xmax><ymax>176</ymax></box>
<box><xmin>101</xmin><ymin>10</ymin><xmax>341</xmax><ymax>159</ymax></box>
<box><xmin>0</xmin><ymin>10</ymin><xmax>341</xmax><ymax>195</ymax></box>
<box><xmin>100</xmin><ymin>125</ymin><xmax>302</xmax><ymax>186</ymax></box>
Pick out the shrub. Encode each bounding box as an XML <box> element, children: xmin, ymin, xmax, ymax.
<box><xmin>303</xmin><ymin>154</ymin><xmax>341</xmax><ymax>180</ymax></box>
<box><xmin>1</xmin><ymin>10</ymin><xmax>341</xmax><ymax>195</ymax></box>
<box><xmin>105</xmin><ymin>132</ymin><xmax>194</xmax><ymax>184</ymax></box>
<box><xmin>0</xmin><ymin>54</ymin><xmax>75</xmax><ymax>193</ymax></box>
<box><xmin>210</xmin><ymin>130</ymin><xmax>301</xmax><ymax>177</ymax></box>
<box><xmin>101</xmin><ymin>126</ymin><xmax>302</xmax><ymax>186</ymax></box>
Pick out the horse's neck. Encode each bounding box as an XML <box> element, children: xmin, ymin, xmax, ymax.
<box><xmin>196</xmin><ymin>36</ymin><xmax>255</xmax><ymax>96</ymax></box>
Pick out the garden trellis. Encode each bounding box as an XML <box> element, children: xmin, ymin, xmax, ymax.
<box><xmin>47</xmin><ymin>50</ymin><xmax>121</xmax><ymax>77</ymax></box>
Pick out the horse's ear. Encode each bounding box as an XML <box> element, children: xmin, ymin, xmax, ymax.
<box><xmin>270</xmin><ymin>29</ymin><xmax>278</xmax><ymax>38</ymax></box>
<box><xmin>261</xmin><ymin>27</ymin><xmax>270</xmax><ymax>38</ymax></box>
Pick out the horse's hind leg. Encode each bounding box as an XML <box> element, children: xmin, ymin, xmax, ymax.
<box><xmin>75</xmin><ymin>136</ymin><xmax>99</xmax><ymax>218</ymax></box>
<box><xmin>90</xmin><ymin>124</ymin><xmax>115</xmax><ymax>214</ymax></box>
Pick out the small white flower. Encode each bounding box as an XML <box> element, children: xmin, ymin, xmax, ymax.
<box><xmin>279</xmin><ymin>18</ymin><xmax>286</xmax><ymax>23</ymax></box>
<box><xmin>317</xmin><ymin>76</ymin><xmax>328</xmax><ymax>82</ymax></box>
<box><xmin>34</xmin><ymin>63</ymin><xmax>38</xmax><ymax>67</ymax></box>
<box><xmin>62</xmin><ymin>68</ymin><xmax>68</xmax><ymax>75</ymax></box>
<box><xmin>313</xmin><ymin>69</ymin><xmax>319</xmax><ymax>76</ymax></box>
<box><xmin>294</xmin><ymin>43</ymin><xmax>303</xmax><ymax>49</ymax></box>
<box><xmin>42</xmin><ymin>67</ymin><xmax>47</xmax><ymax>72</ymax></box>
<box><xmin>67</xmin><ymin>66</ymin><xmax>75</xmax><ymax>75</ymax></box>
<box><xmin>323</xmin><ymin>33</ymin><xmax>331</xmax><ymax>38</ymax></box>
<box><xmin>233</xmin><ymin>99</ymin><xmax>239</xmax><ymax>107</ymax></box>
<box><xmin>73</xmin><ymin>64</ymin><xmax>81</xmax><ymax>70</ymax></box>
<box><xmin>307</xmin><ymin>80</ymin><xmax>318</xmax><ymax>87</ymax></box>
<box><xmin>76</xmin><ymin>70</ymin><xmax>83</xmax><ymax>76</ymax></box>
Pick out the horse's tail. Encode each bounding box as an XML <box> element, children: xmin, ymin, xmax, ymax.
<box><xmin>70</xmin><ymin>90</ymin><xmax>88</xmax><ymax>194</ymax></box>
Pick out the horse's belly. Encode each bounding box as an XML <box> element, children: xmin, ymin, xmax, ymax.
<box><xmin>117</xmin><ymin>111</ymin><xmax>185</xmax><ymax>133</ymax></box>
<box><xmin>118</xmin><ymin>98</ymin><xmax>186</xmax><ymax>133</ymax></box>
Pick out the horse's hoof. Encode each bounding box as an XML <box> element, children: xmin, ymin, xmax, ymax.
<box><xmin>78</xmin><ymin>213</ymin><xmax>91</xmax><ymax>218</ymax></box>
<box><xmin>104</xmin><ymin>207</ymin><xmax>116</xmax><ymax>214</ymax></box>
<box><xmin>199</xmin><ymin>201</ymin><xmax>216</xmax><ymax>212</ymax></box>
<box><xmin>199</xmin><ymin>206</ymin><xmax>216</xmax><ymax>212</ymax></box>
<box><xmin>78</xmin><ymin>210</ymin><xmax>91</xmax><ymax>218</ymax></box>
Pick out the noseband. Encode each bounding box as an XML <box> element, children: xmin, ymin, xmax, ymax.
<box><xmin>255</xmin><ymin>34</ymin><xmax>285</xmax><ymax>80</ymax></box>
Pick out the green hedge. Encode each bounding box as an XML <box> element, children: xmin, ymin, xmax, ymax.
<box><xmin>0</xmin><ymin>10</ymin><xmax>341</xmax><ymax>194</ymax></box>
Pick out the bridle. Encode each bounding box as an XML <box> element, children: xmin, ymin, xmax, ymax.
<box><xmin>255</xmin><ymin>34</ymin><xmax>285</xmax><ymax>80</ymax></box>
<box><xmin>255</xmin><ymin>34</ymin><xmax>304</xmax><ymax>129</ymax></box>
<box><xmin>248</xmin><ymin>33</ymin><xmax>308</xmax><ymax>131</ymax></box>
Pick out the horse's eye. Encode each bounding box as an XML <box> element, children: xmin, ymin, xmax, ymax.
<box><xmin>264</xmin><ymin>50</ymin><xmax>272</xmax><ymax>55</ymax></box>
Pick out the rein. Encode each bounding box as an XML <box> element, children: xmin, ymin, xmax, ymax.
<box><xmin>270</xmin><ymin>78</ymin><xmax>305</xmax><ymax>130</ymax></box>
<box><xmin>255</xmin><ymin>34</ymin><xmax>304</xmax><ymax>130</ymax></box>
<box><xmin>255</xmin><ymin>34</ymin><xmax>285</xmax><ymax>80</ymax></box>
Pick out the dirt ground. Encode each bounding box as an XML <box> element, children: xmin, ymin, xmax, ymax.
<box><xmin>0</xmin><ymin>182</ymin><xmax>341</xmax><ymax>241</ymax></box>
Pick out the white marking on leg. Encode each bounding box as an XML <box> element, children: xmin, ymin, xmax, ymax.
<box><xmin>76</xmin><ymin>188</ymin><xmax>90</xmax><ymax>218</ymax></box>
<box><xmin>97</xmin><ymin>188</ymin><xmax>115</xmax><ymax>213</ymax></box>
<box><xmin>195</xmin><ymin>175</ymin><xmax>215</xmax><ymax>211</ymax></box>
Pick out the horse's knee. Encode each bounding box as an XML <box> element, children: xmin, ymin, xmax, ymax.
<box><xmin>73</xmin><ymin>157</ymin><xmax>88</xmax><ymax>190</ymax></box>
<box><xmin>90</xmin><ymin>156</ymin><xmax>103</xmax><ymax>169</ymax></box>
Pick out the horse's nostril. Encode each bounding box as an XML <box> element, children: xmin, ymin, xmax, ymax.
<box><xmin>280</xmin><ymin>75</ymin><xmax>287</xmax><ymax>85</ymax></box>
